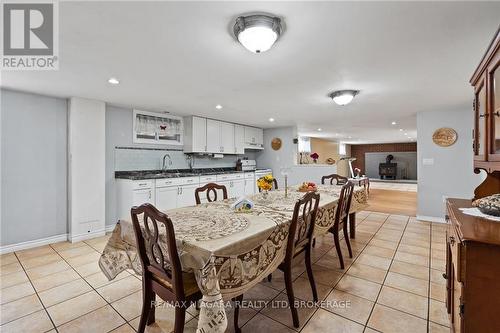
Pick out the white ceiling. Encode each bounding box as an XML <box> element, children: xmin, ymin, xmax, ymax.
<box><xmin>2</xmin><ymin>1</ymin><xmax>499</xmax><ymax>144</ymax></box>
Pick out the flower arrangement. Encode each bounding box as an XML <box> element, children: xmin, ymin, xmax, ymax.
<box><xmin>310</xmin><ymin>152</ymin><xmax>319</xmax><ymax>163</ymax></box>
<box><xmin>257</xmin><ymin>174</ymin><xmax>274</xmax><ymax>191</ymax></box>
<box><xmin>354</xmin><ymin>167</ymin><xmax>361</xmax><ymax>178</ymax></box>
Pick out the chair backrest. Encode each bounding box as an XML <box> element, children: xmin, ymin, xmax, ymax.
<box><xmin>321</xmin><ymin>174</ymin><xmax>348</xmax><ymax>185</ymax></box>
<box><xmin>194</xmin><ymin>183</ymin><xmax>228</xmax><ymax>205</ymax></box>
<box><xmin>285</xmin><ymin>191</ymin><xmax>320</xmax><ymax>260</ymax></box>
<box><xmin>334</xmin><ymin>181</ymin><xmax>355</xmax><ymax>226</ymax></box>
<box><xmin>131</xmin><ymin>203</ymin><xmax>184</xmax><ymax>296</ymax></box>
<box><xmin>258</xmin><ymin>178</ymin><xmax>279</xmax><ymax>192</ymax></box>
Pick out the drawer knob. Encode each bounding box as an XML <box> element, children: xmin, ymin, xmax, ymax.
<box><xmin>442</xmin><ymin>273</ymin><xmax>448</xmax><ymax>279</ymax></box>
<box><xmin>449</xmin><ymin>236</ymin><xmax>455</xmax><ymax>245</ymax></box>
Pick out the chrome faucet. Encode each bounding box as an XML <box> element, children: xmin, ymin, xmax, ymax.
<box><xmin>186</xmin><ymin>155</ymin><xmax>194</xmax><ymax>170</ymax></box>
<box><xmin>162</xmin><ymin>153</ymin><xmax>172</xmax><ymax>171</ymax></box>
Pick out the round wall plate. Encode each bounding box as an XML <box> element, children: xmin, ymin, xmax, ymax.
<box><xmin>271</xmin><ymin>137</ymin><xmax>282</xmax><ymax>150</ymax></box>
<box><xmin>432</xmin><ymin>127</ymin><xmax>457</xmax><ymax>147</ymax></box>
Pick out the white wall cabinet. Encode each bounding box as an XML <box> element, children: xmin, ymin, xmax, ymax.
<box><xmin>133</xmin><ymin>110</ymin><xmax>183</xmax><ymax>145</ymax></box>
<box><xmin>244</xmin><ymin>126</ymin><xmax>264</xmax><ymax>149</ymax></box>
<box><xmin>235</xmin><ymin>125</ymin><xmax>245</xmax><ymax>154</ymax></box>
<box><xmin>184</xmin><ymin>116</ymin><xmax>262</xmax><ymax>154</ymax></box>
<box><xmin>183</xmin><ymin>116</ymin><xmax>207</xmax><ymax>153</ymax></box>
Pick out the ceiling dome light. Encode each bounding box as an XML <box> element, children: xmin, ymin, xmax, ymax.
<box><xmin>108</xmin><ymin>77</ymin><xmax>119</xmax><ymax>85</ymax></box>
<box><xmin>215</xmin><ymin>104</ymin><xmax>223</xmax><ymax>109</ymax></box>
<box><xmin>329</xmin><ymin>90</ymin><xmax>359</xmax><ymax>106</ymax></box>
<box><xmin>234</xmin><ymin>15</ymin><xmax>282</xmax><ymax>53</ymax></box>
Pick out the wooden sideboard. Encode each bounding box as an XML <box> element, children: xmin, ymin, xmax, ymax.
<box><xmin>445</xmin><ymin>199</ymin><xmax>500</xmax><ymax>333</ymax></box>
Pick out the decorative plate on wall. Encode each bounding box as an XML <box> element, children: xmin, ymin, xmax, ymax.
<box><xmin>432</xmin><ymin>127</ymin><xmax>458</xmax><ymax>147</ymax></box>
<box><xmin>271</xmin><ymin>137</ymin><xmax>282</xmax><ymax>151</ymax></box>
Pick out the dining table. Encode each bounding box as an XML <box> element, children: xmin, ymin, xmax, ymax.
<box><xmin>98</xmin><ymin>184</ymin><xmax>368</xmax><ymax>333</ymax></box>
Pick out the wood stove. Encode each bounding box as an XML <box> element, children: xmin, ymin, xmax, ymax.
<box><xmin>379</xmin><ymin>154</ymin><xmax>397</xmax><ymax>179</ymax></box>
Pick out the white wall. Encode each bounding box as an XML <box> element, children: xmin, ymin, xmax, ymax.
<box><xmin>1</xmin><ymin>90</ymin><xmax>68</xmax><ymax>246</ymax></box>
<box><xmin>417</xmin><ymin>109</ymin><xmax>483</xmax><ymax>220</ymax></box>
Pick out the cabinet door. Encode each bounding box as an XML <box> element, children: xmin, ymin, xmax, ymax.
<box><xmin>206</xmin><ymin>119</ymin><xmax>221</xmax><ymax>153</ymax></box>
<box><xmin>244</xmin><ymin>178</ymin><xmax>255</xmax><ymax>196</ymax></box>
<box><xmin>192</xmin><ymin>117</ymin><xmax>207</xmax><ymax>152</ymax></box>
<box><xmin>177</xmin><ymin>184</ymin><xmax>198</xmax><ymax>208</ymax></box>
<box><xmin>255</xmin><ymin>128</ymin><xmax>264</xmax><ymax>146</ymax></box>
<box><xmin>475</xmin><ymin>80</ymin><xmax>487</xmax><ymax>160</ymax></box>
<box><xmin>235</xmin><ymin>125</ymin><xmax>245</xmax><ymax>154</ymax></box>
<box><xmin>230</xmin><ymin>179</ymin><xmax>245</xmax><ymax>199</ymax></box>
<box><xmin>132</xmin><ymin>189</ymin><xmax>154</xmax><ymax>206</ymax></box>
<box><xmin>220</xmin><ymin>122</ymin><xmax>235</xmax><ymax>154</ymax></box>
<box><xmin>244</xmin><ymin>126</ymin><xmax>256</xmax><ymax>144</ymax></box>
<box><xmin>489</xmin><ymin>55</ymin><xmax>500</xmax><ymax>158</ymax></box>
<box><xmin>155</xmin><ymin>186</ymin><xmax>178</xmax><ymax>211</ymax></box>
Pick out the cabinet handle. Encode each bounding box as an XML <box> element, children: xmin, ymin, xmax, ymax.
<box><xmin>494</xmin><ymin>111</ymin><xmax>500</xmax><ymax>117</ymax></box>
<box><xmin>205</xmin><ymin>145</ymin><xmax>207</xmax><ymax>152</ymax></box>
<box><xmin>449</xmin><ymin>235</ymin><xmax>455</xmax><ymax>245</ymax></box>
<box><xmin>479</xmin><ymin>113</ymin><xmax>488</xmax><ymax>118</ymax></box>
<box><xmin>139</xmin><ymin>183</ymin><xmax>147</xmax><ymax>186</ymax></box>
<box><xmin>445</xmin><ymin>214</ymin><xmax>450</xmax><ymax>222</ymax></box>
<box><xmin>148</xmin><ymin>191</ymin><xmax>151</xmax><ymax>199</ymax></box>
<box><xmin>442</xmin><ymin>273</ymin><xmax>448</xmax><ymax>280</ymax></box>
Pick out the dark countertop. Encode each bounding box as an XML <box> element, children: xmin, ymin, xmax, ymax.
<box><xmin>115</xmin><ymin>167</ymin><xmax>247</xmax><ymax>180</ymax></box>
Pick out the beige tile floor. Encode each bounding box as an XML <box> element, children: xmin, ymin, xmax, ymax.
<box><xmin>0</xmin><ymin>211</ymin><xmax>448</xmax><ymax>333</ymax></box>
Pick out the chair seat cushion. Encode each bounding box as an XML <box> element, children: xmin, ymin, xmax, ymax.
<box><xmin>153</xmin><ymin>272</ymin><xmax>200</xmax><ymax>297</ymax></box>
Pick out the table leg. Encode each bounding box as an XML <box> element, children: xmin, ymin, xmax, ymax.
<box><xmin>349</xmin><ymin>212</ymin><xmax>356</xmax><ymax>239</ymax></box>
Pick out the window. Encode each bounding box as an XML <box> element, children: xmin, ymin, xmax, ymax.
<box><xmin>298</xmin><ymin>136</ymin><xmax>311</xmax><ymax>153</ymax></box>
<box><xmin>339</xmin><ymin>143</ymin><xmax>346</xmax><ymax>155</ymax></box>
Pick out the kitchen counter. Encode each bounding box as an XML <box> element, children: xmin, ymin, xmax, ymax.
<box><xmin>115</xmin><ymin>168</ymin><xmax>262</xmax><ymax>180</ymax></box>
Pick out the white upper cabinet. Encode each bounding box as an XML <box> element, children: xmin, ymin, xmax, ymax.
<box><xmin>133</xmin><ymin>110</ymin><xmax>183</xmax><ymax>145</ymax></box>
<box><xmin>235</xmin><ymin>125</ymin><xmax>245</xmax><ymax>154</ymax></box>
<box><xmin>183</xmin><ymin>116</ymin><xmax>207</xmax><ymax>153</ymax></box>
<box><xmin>206</xmin><ymin>119</ymin><xmax>221</xmax><ymax>153</ymax></box>
<box><xmin>183</xmin><ymin>116</ymin><xmax>263</xmax><ymax>154</ymax></box>
<box><xmin>244</xmin><ymin>126</ymin><xmax>264</xmax><ymax>149</ymax></box>
<box><xmin>220</xmin><ymin>122</ymin><xmax>235</xmax><ymax>154</ymax></box>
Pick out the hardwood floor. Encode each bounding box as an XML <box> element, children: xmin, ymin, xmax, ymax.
<box><xmin>366</xmin><ymin>189</ymin><xmax>417</xmax><ymax>216</ymax></box>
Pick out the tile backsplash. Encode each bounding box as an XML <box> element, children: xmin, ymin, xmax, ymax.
<box><xmin>114</xmin><ymin>147</ymin><xmax>255</xmax><ymax>171</ymax></box>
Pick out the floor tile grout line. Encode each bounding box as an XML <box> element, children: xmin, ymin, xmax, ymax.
<box><xmin>5</xmin><ymin>251</ymin><xmax>60</xmax><ymax>333</ymax></box>
<box><xmin>426</xmin><ymin>223</ymin><xmax>433</xmax><ymax>333</ymax></box>
<box><xmin>363</xmin><ymin>215</ymin><xmax>419</xmax><ymax>331</ymax></box>
<box><xmin>45</xmin><ymin>243</ymin><xmax>133</xmax><ymax>331</ymax></box>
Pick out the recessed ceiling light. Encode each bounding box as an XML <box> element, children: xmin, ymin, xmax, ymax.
<box><xmin>268</xmin><ymin>118</ymin><xmax>275</xmax><ymax>122</ymax></box>
<box><xmin>215</xmin><ymin>104</ymin><xmax>223</xmax><ymax>110</ymax></box>
<box><xmin>234</xmin><ymin>15</ymin><xmax>283</xmax><ymax>53</ymax></box>
<box><xmin>317</xmin><ymin>128</ymin><xmax>322</xmax><ymax>131</ymax></box>
<box><xmin>348</xmin><ymin>136</ymin><xmax>352</xmax><ymax>139</ymax></box>
<box><xmin>404</xmin><ymin>133</ymin><xmax>408</xmax><ymax>136</ymax></box>
<box><xmin>391</xmin><ymin>121</ymin><xmax>397</xmax><ymax>125</ymax></box>
<box><xmin>399</xmin><ymin>129</ymin><xmax>403</xmax><ymax>131</ymax></box>
<box><xmin>108</xmin><ymin>77</ymin><xmax>119</xmax><ymax>85</ymax></box>
<box><xmin>329</xmin><ymin>90</ymin><xmax>359</xmax><ymax>106</ymax></box>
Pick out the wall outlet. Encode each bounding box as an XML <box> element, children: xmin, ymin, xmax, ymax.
<box><xmin>422</xmin><ymin>158</ymin><xmax>434</xmax><ymax>166</ymax></box>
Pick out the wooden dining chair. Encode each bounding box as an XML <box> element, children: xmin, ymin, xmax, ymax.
<box><xmin>329</xmin><ymin>181</ymin><xmax>355</xmax><ymax>269</ymax></box>
<box><xmin>131</xmin><ymin>203</ymin><xmax>202</xmax><ymax>333</ymax></box>
<box><xmin>257</xmin><ymin>178</ymin><xmax>278</xmax><ymax>192</ymax></box>
<box><xmin>195</xmin><ymin>182</ymin><xmax>228</xmax><ymax>204</ymax></box>
<box><xmin>238</xmin><ymin>192</ymin><xmax>320</xmax><ymax>329</ymax></box>
<box><xmin>321</xmin><ymin>174</ymin><xmax>348</xmax><ymax>185</ymax></box>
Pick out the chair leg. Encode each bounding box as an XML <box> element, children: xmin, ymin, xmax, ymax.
<box><xmin>267</xmin><ymin>273</ymin><xmax>272</xmax><ymax>282</ymax></box>
<box><xmin>173</xmin><ymin>306</ymin><xmax>186</xmax><ymax>333</ymax></box>
<box><xmin>233</xmin><ymin>294</ymin><xmax>244</xmax><ymax>333</ymax></box>
<box><xmin>305</xmin><ymin>247</ymin><xmax>318</xmax><ymax>302</ymax></box>
<box><xmin>332</xmin><ymin>229</ymin><xmax>345</xmax><ymax>270</ymax></box>
<box><xmin>342</xmin><ymin>220</ymin><xmax>353</xmax><ymax>258</ymax></box>
<box><xmin>138</xmin><ymin>287</ymin><xmax>154</xmax><ymax>333</ymax></box>
<box><xmin>312</xmin><ymin>238</ymin><xmax>316</xmax><ymax>248</ymax></box>
<box><xmin>284</xmin><ymin>265</ymin><xmax>300</xmax><ymax>328</ymax></box>
<box><xmin>146</xmin><ymin>292</ymin><xmax>156</xmax><ymax>325</ymax></box>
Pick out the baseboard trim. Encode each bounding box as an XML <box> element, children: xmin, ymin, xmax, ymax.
<box><xmin>0</xmin><ymin>234</ymin><xmax>68</xmax><ymax>255</ymax></box>
<box><xmin>68</xmin><ymin>229</ymin><xmax>106</xmax><ymax>243</ymax></box>
<box><xmin>416</xmin><ymin>215</ymin><xmax>446</xmax><ymax>223</ymax></box>
<box><xmin>105</xmin><ymin>224</ymin><xmax>117</xmax><ymax>233</ymax></box>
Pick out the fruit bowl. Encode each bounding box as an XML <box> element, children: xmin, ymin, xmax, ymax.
<box><xmin>298</xmin><ymin>182</ymin><xmax>317</xmax><ymax>192</ymax></box>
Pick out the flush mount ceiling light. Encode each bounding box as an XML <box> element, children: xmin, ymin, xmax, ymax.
<box><xmin>108</xmin><ymin>77</ymin><xmax>119</xmax><ymax>85</ymax></box>
<box><xmin>215</xmin><ymin>104</ymin><xmax>223</xmax><ymax>110</ymax></box>
<box><xmin>233</xmin><ymin>14</ymin><xmax>283</xmax><ymax>53</ymax></box>
<box><xmin>329</xmin><ymin>90</ymin><xmax>359</xmax><ymax>106</ymax></box>
<box><xmin>391</xmin><ymin>121</ymin><xmax>397</xmax><ymax>125</ymax></box>
<box><xmin>268</xmin><ymin>117</ymin><xmax>275</xmax><ymax>122</ymax></box>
